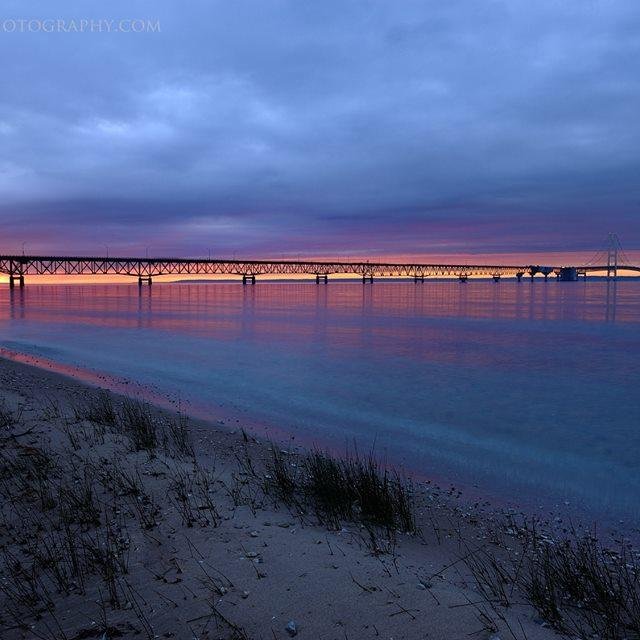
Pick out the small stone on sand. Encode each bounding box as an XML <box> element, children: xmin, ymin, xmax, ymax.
<box><xmin>285</xmin><ymin>620</ymin><xmax>298</xmax><ymax>636</ymax></box>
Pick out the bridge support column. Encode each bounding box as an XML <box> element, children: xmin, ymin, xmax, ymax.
<box><xmin>516</xmin><ymin>272</ymin><xmax>524</xmax><ymax>282</ymax></box>
<box><xmin>414</xmin><ymin>275</ymin><xmax>424</xmax><ymax>283</ymax></box>
<box><xmin>459</xmin><ymin>274</ymin><xmax>468</xmax><ymax>283</ymax></box>
<box><xmin>493</xmin><ymin>274</ymin><xmax>500</xmax><ymax>283</ymax></box>
<box><xmin>242</xmin><ymin>275</ymin><xmax>256</xmax><ymax>285</ymax></box>
<box><xmin>362</xmin><ymin>275</ymin><xmax>373</xmax><ymax>284</ymax></box>
<box><xmin>138</xmin><ymin>276</ymin><xmax>152</xmax><ymax>287</ymax></box>
<box><xmin>528</xmin><ymin>267</ymin><xmax>539</xmax><ymax>282</ymax></box>
<box><xmin>315</xmin><ymin>274</ymin><xmax>328</xmax><ymax>284</ymax></box>
<box><xmin>8</xmin><ymin>274</ymin><xmax>24</xmax><ymax>288</ymax></box>
<box><xmin>558</xmin><ymin>267</ymin><xmax>578</xmax><ymax>282</ymax></box>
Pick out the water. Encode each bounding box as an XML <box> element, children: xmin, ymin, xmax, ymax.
<box><xmin>1</xmin><ymin>279</ymin><xmax>639</xmax><ymax>526</ymax></box>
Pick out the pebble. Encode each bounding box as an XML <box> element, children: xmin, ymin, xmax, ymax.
<box><xmin>285</xmin><ymin>620</ymin><xmax>298</xmax><ymax>637</ymax></box>
<box><xmin>250</xmin><ymin>530</ymin><xmax>259</xmax><ymax>537</ymax></box>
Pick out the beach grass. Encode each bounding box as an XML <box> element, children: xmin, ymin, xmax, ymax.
<box><xmin>264</xmin><ymin>445</ymin><xmax>418</xmax><ymax>534</ymax></box>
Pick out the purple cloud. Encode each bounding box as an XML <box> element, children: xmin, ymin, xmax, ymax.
<box><xmin>1</xmin><ymin>1</ymin><xmax>639</xmax><ymax>258</ymax></box>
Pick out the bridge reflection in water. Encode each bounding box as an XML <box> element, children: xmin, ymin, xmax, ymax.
<box><xmin>1</xmin><ymin>278</ymin><xmax>634</xmax><ymax>327</ymax></box>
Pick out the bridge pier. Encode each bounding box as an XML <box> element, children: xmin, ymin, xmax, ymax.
<box><xmin>492</xmin><ymin>274</ymin><xmax>501</xmax><ymax>283</ymax></box>
<box><xmin>242</xmin><ymin>274</ymin><xmax>256</xmax><ymax>285</ymax></box>
<box><xmin>315</xmin><ymin>274</ymin><xmax>328</xmax><ymax>284</ymax></box>
<box><xmin>458</xmin><ymin>274</ymin><xmax>468</xmax><ymax>283</ymax></box>
<box><xmin>362</xmin><ymin>275</ymin><xmax>373</xmax><ymax>284</ymax></box>
<box><xmin>516</xmin><ymin>272</ymin><xmax>524</xmax><ymax>282</ymax></box>
<box><xmin>8</xmin><ymin>275</ymin><xmax>24</xmax><ymax>288</ymax></box>
<box><xmin>138</xmin><ymin>276</ymin><xmax>152</xmax><ymax>287</ymax></box>
<box><xmin>413</xmin><ymin>275</ymin><xmax>424</xmax><ymax>283</ymax></box>
<box><xmin>558</xmin><ymin>267</ymin><xmax>578</xmax><ymax>282</ymax></box>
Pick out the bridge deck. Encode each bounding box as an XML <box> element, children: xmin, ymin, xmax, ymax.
<box><xmin>1</xmin><ymin>256</ymin><xmax>637</xmax><ymax>283</ymax></box>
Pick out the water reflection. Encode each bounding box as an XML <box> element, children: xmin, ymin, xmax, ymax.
<box><xmin>2</xmin><ymin>279</ymin><xmax>634</xmax><ymax>328</ymax></box>
<box><xmin>605</xmin><ymin>279</ymin><xmax>618</xmax><ymax>323</ymax></box>
<box><xmin>8</xmin><ymin>287</ymin><xmax>26</xmax><ymax>320</ymax></box>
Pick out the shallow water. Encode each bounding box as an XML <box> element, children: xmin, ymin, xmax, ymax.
<box><xmin>1</xmin><ymin>279</ymin><xmax>639</xmax><ymax>526</ymax></box>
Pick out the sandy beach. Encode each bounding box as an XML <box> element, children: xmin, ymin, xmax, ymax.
<box><xmin>0</xmin><ymin>355</ymin><xmax>634</xmax><ymax>640</ymax></box>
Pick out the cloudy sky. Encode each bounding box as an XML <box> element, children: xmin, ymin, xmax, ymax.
<box><xmin>1</xmin><ymin>0</ymin><xmax>639</xmax><ymax>261</ymax></box>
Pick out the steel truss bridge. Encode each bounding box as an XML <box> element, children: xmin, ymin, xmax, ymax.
<box><xmin>1</xmin><ymin>254</ymin><xmax>638</xmax><ymax>288</ymax></box>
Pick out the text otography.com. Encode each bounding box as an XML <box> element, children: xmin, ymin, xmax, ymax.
<box><xmin>1</xmin><ymin>19</ymin><xmax>161</xmax><ymax>33</ymax></box>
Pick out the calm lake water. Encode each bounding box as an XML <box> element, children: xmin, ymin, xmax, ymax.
<box><xmin>1</xmin><ymin>280</ymin><xmax>639</xmax><ymax>527</ymax></box>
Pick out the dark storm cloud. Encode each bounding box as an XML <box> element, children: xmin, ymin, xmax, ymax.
<box><xmin>0</xmin><ymin>0</ymin><xmax>639</xmax><ymax>257</ymax></box>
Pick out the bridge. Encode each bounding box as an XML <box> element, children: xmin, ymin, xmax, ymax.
<box><xmin>0</xmin><ymin>256</ymin><xmax>637</xmax><ymax>287</ymax></box>
<box><xmin>1</xmin><ymin>236</ymin><xmax>636</xmax><ymax>288</ymax></box>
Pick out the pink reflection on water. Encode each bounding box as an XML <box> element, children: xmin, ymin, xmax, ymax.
<box><xmin>1</xmin><ymin>280</ymin><xmax>635</xmax><ymax>322</ymax></box>
<box><xmin>0</xmin><ymin>280</ymin><xmax>636</xmax><ymax>377</ymax></box>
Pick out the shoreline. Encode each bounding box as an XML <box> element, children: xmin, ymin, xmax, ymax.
<box><xmin>0</xmin><ymin>355</ymin><xmax>636</xmax><ymax>639</ymax></box>
<box><xmin>1</xmin><ymin>344</ymin><xmax>633</xmax><ymax>540</ymax></box>
<box><xmin>0</xmin><ymin>348</ymin><xmax>568</xmax><ymax>528</ymax></box>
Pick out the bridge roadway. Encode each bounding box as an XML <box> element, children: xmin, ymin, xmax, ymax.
<box><xmin>0</xmin><ymin>255</ymin><xmax>638</xmax><ymax>287</ymax></box>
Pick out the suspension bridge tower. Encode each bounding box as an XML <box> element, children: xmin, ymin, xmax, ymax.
<box><xmin>606</xmin><ymin>233</ymin><xmax>620</xmax><ymax>281</ymax></box>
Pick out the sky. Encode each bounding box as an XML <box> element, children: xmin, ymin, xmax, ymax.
<box><xmin>1</xmin><ymin>0</ymin><xmax>639</xmax><ymax>263</ymax></box>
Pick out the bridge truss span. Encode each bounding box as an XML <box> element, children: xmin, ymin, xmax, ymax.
<box><xmin>3</xmin><ymin>254</ymin><xmax>637</xmax><ymax>287</ymax></box>
<box><xmin>0</xmin><ymin>255</ymin><xmax>533</xmax><ymax>286</ymax></box>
